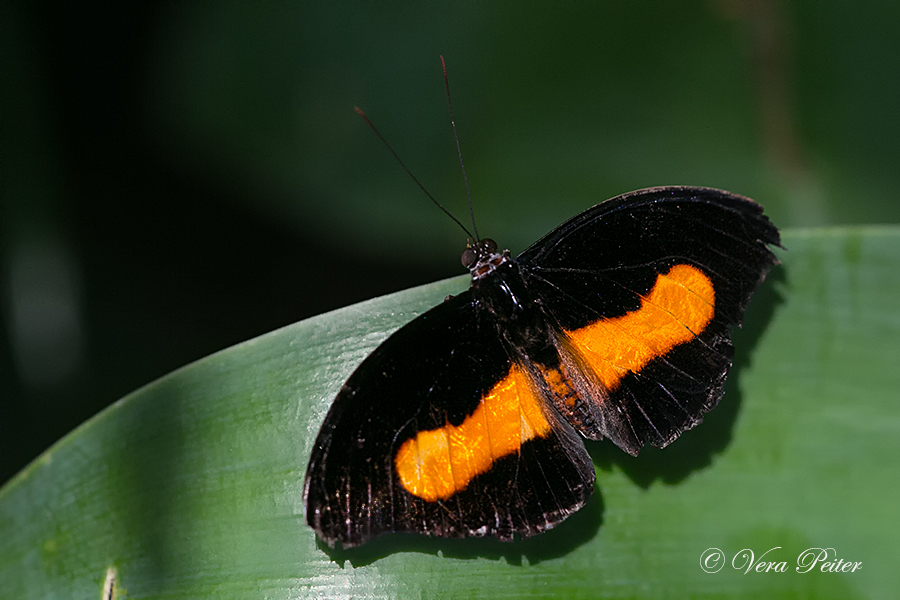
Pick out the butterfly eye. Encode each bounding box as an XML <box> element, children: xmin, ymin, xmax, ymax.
<box><xmin>461</xmin><ymin>246</ymin><xmax>478</xmax><ymax>268</ymax></box>
<box><xmin>482</xmin><ymin>238</ymin><xmax>498</xmax><ymax>253</ymax></box>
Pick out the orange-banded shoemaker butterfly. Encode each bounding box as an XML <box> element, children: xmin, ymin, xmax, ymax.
<box><xmin>303</xmin><ymin>183</ymin><xmax>780</xmax><ymax>548</ymax></box>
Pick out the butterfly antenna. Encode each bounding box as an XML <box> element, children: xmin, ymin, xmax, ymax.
<box><xmin>354</xmin><ymin>107</ymin><xmax>474</xmax><ymax>239</ymax></box>
<box><xmin>440</xmin><ymin>56</ymin><xmax>480</xmax><ymax>242</ymax></box>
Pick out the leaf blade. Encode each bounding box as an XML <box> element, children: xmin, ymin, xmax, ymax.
<box><xmin>1</xmin><ymin>229</ymin><xmax>898</xmax><ymax>599</ymax></box>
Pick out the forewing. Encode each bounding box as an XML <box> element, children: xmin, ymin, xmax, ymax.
<box><xmin>518</xmin><ymin>186</ymin><xmax>780</xmax><ymax>455</ymax></box>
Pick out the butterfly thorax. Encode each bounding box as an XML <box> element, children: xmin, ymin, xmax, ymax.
<box><xmin>472</xmin><ymin>257</ymin><xmax>560</xmax><ymax>368</ymax></box>
<box><xmin>464</xmin><ymin>238</ymin><xmax>555</xmax><ymax>357</ymax></box>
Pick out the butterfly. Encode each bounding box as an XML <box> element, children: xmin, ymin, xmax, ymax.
<box><xmin>303</xmin><ymin>185</ymin><xmax>780</xmax><ymax>548</ymax></box>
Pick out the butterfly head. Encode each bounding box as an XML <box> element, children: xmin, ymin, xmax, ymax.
<box><xmin>462</xmin><ymin>238</ymin><xmax>509</xmax><ymax>280</ymax></box>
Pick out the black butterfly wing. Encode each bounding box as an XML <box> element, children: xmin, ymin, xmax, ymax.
<box><xmin>304</xmin><ymin>185</ymin><xmax>779</xmax><ymax>547</ymax></box>
<box><xmin>303</xmin><ymin>292</ymin><xmax>595</xmax><ymax>548</ymax></box>
<box><xmin>518</xmin><ymin>186</ymin><xmax>780</xmax><ymax>455</ymax></box>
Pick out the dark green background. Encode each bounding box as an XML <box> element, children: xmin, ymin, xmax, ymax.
<box><xmin>2</xmin><ymin>1</ymin><xmax>898</xmax><ymax>488</ymax></box>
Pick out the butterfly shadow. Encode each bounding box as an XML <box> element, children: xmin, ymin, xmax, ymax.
<box><xmin>589</xmin><ymin>263</ymin><xmax>787</xmax><ymax>488</ymax></box>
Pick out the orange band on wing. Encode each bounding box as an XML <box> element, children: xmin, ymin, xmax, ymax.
<box><xmin>395</xmin><ymin>363</ymin><xmax>551</xmax><ymax>502</ymax></box>
<box><xmin>567</xmin><ymin>264</ymin><xmax>715</xmax><ymax>390</ymax></box>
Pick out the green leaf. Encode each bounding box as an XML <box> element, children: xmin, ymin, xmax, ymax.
<box><xmin>1</xmin><ymin>228</ymin><xmax>898</xmax><ymax>599</ymax></box>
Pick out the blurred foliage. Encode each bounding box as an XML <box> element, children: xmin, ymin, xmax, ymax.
<box><xmin>2</xmin><ymin>0</ymin><xmax>899</xmax><ymax>495</ymax></box>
